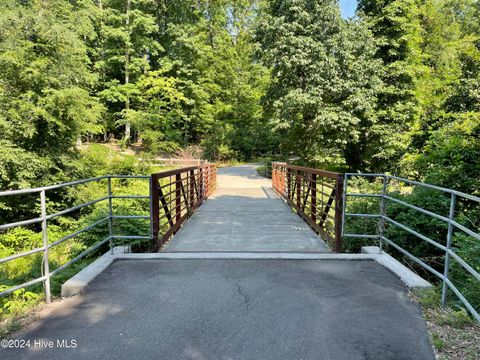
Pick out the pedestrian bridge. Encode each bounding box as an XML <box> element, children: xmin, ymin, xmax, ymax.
<box><xmin>163</xmin><ymin>164</ymin><xmax>330</xmax><ymax>252</ymax></box>
<box><xmin>2</xmin><ymin>162</ymin><xmax>480</xmax><ymax>359</ymax></box>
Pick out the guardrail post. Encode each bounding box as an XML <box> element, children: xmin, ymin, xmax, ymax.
<box><xmin>334</xmin><ymin>176</ymin><xmax>344</xmax><ymax>253</ymax></box>
<box><xmin>148</xmin><ymin>176</ymin><xmax>153</xmax><ymax>240</ymax></box>
<box><xmin>151</xmin><ymin>175</ymin><xmax>160</xmax><ymax>245</ymax></box>
<box><xmin>40</xmin><ymin>190</ymin><xmax>51</xmax><ymax>304</ymax></box>
<box><xmin>107</xmin><ymin>176</ymin><xmax>113</xmax><ymax>254</ymax></box>
<box><xmin>341</xmin><ymin>174</ymin><xmax>348</xmax><ymax>238</ymax></box>
<box><xmin>442</xmin><ymin>193</ymin><xmax>456</xmax><ymax>307</ymax></box>
<box><xmin>378</xmin><ymin>175</ymin><xmax>388</xmax><ymax>254</ymax></box>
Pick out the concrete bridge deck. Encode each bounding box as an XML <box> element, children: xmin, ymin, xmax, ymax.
<box><xmin>163</xmin><ymin>164</ymin><xmax>330</xmax><ymax>252</ymax></box>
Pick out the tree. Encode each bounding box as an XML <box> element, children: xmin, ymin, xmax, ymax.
<box><xmin>0</xmin><ymin>0</ymin><xmax>103</xmax><ymax>190</ymax></box>
<box><xmin>144</xmin><ymin>0</ymin><xmax>273</xmax><ymax>160</ymax></box>
<box><xmin>402</xmin><ymin>0</ymin><xmax>480</xmax><ymax>191</ymax></box>
<box><xmin>96</xmin><ymin>0</ymin><xmax>161</xmax><ymax>142</ymax></box>
<box><xmin>255</xmin><ymin>0</ymin><xmax>383</xmax><ymax>170</ymax></box>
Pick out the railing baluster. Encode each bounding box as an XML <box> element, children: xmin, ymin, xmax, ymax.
<box><xmin>149</xmin><ymin>176</ymin><xmax>154</xmax><ymax>240</ymax></box>
<box><xmin>341</xmin><ymin>174</ymin><xmax>348</xmax><ymax>239</ymax></box>
<box><xmin>151</xmin><ymin>175</ymin><xmax>160</xmax><ymax>247</ymax></box>
<box><xmin>200</xmin><ymin>166</ymin><xmax>204</xmax><ymax>200</ymax></box>
<box><xmin>189</xmin><ymin>170</ymin><xmax>195</xmax><ymax>210</ymax></box>
<box><xmin>287</xmin><ymin>167</ymin><xmax>291</xmax><ymax>201</ymax></box>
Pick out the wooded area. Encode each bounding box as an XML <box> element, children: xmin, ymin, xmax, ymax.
<box><xmin>1</xmin><ymin>0</ymin><xmax>479</xmax><ymax>193</ymax></box>
<box><xmin>0</xmin><ymin>0</ymin><xmax>479</xmax><ymax>330</ymax></box>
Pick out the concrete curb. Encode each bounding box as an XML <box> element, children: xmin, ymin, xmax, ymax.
<box><xmin>116</xmin><ymin>252</ymin><xmax>375</xmax><ymax>260</ymax></box>
<box><xmin>61</xmin><ymin>246</ymin><xmax>431</xmax><ymax>297</ymax></box>
<box><xmin>61</xmin><ymin>246</ymin><xmax>129</xmax><ymax>297</ymax></box>
<box><xmin>361</xmin><ymin>246</ymin><xmax>432</xmax><ymax>289</ymax></box>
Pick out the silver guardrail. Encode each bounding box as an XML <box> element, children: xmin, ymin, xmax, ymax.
<box><xmin>0</xmin><ymin>175</ymin><xmax>151</xmax><ymax>303</ymax></box>
<box><xmin>341</xmin><ymin>173</ymin><xmax>480</xmax><ymax>322</ymax></box>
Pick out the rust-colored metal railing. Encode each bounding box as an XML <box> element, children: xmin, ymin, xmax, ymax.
<box><xmin>150</xmin><ymin>163</ymin><xmax>216</xmax><ymax>250</ymax></box>
<box><xmin>272</xmin><ymin>162</ymin><xmax>343</xmax><ymax>252</ymax></box>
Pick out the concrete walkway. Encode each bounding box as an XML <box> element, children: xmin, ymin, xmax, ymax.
<box><xmin>163</xmin><ymin>164</ymin><xmax>330</xmax><ymax>252</ymax></box>
<box><xmin>1</xmin><ymin>259</ymin><xmax>435</xmax><ymax>360</ymax></box>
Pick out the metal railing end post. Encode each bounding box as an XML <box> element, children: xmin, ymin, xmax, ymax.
<box><xmin>378</xmin><ymin>175</ymin><xmax>388</xmax><ymax>254</ymax></box>
<box><xmin>441</xmin><ymin>193</ymin><xmax>456</xmax><ymax>308</ymax></box>
<box><xmin>40</xmin><ymin>190</ymin><xmax>51</xmax><ymax>304</ymax></box>
<box><xmin>107</xmin><ymin>176</ymin><xmax>114</xmax><ymax>254</ymax></box>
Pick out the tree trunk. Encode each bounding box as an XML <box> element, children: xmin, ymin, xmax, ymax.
<box><xmin>124</xmin><ymin>0</ymin><xmax>131</xmax><ymax>142</ymax></box>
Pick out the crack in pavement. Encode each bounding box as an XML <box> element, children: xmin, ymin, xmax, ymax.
<box><xmin>234</xmin><ymin>281</ymin><xmax>250</xmax><ymax>312</ymax></box>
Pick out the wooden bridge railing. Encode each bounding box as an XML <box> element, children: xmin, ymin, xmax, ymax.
<box><xmin>150</xmin><ymin>163</ymin><xmax>216</xmax><ymax>250</ymax></box>
<box><xmin>272</xmin><ymin>162</ymin><xmax>343</xmax><ymax>252</ymax></box>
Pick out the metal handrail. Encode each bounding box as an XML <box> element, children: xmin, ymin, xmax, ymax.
<box><xmin>150</xmin><ymin>163</ymin><xmax>216</xmax><ymax>250</ymax></box>
<box><xmin>0</xmin><ymin>175</ymin><xmax>151</xmax><ymax>302</ymax></box>
<box><xmin>271</xmin><ymin>162</ymin><xmax>344</xmax><ymax>252</ymax></box>
<box><xmin>341</xmin><ymin>173</ymin><xmax>480</xmax><ymax>322</ymax></box>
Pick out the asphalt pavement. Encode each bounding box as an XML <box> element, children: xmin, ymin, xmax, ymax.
<box><xmin>1</xmin><ymin>259</ymin><xmax>435</xmax><ymax>360</ymax></box>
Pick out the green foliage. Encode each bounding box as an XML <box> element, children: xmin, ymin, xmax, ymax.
<box><xmin>344</xmin><ymin>178</ymin><xmax>480</xmax><ymax>313</ymax></box>
<box><xmin>0</xmin><ymin>0</ymin><xmax>479</xmax><ymax>326</ymax></box>
<box><xmin>435</xmin><ymin>308</ymin><xmax>473</xmax><ymax>328</ymax></box>
<box><xmin>0</xmin><ymin>0</ymin><xmax>277</xmax><ymax>162</ymax></box>
<box><xmin>83</xmin><ymin>0</ymin><xmax>276</xmax><ymax>159</ymax></box>
<box><xmin>0</xmin><ymin>0</ymin><xmax>104</xmax><ymax>191</ymax></box>
<box><xmin>450</xmin><ymin>231</ymin><xmax>480</xmax><ymax>313</ymax></box>
<box><xmin>405</xmin><ymin>114</ymin><xmax>480</xmax><ymax>195</ymax></box>
<box><xmin>0</xmin><ymin>228</ymin><xmax>42</xmax><ymax>255</ymax></box>
<box><xmin>255</xmin><ymin>0</ymin><xmax>385</xmax><ymax>170</ymax></box>
<box><xmin>342</xmin><ymin>177</ymin><xmax>383</xmax><ymax>252</ymax></box>
<box><xmin>0</xmin><ymin>154</ymin><xmax>151</xmax><ymax>321</ymax></box>
<box><xmin>75</xmin><ymin>144</ymin><xmax>149</xmax><ymax>177</ymax></box>
<box><xmin>0</xmin><ymin>288</ymin><xmax>41</xmax><ymax>318</ymax></box>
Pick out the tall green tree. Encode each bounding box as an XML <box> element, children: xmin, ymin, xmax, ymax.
<box><xmin>256</xmin><ymin>0</ymin><xmax>383</xmax><ymax>170</ymax></box>
<box><xmin>357</xmin><ymin>0</ymin><xmax>426</xmax><ymax>171</ymax></box>
<box><xmin>144</xmin><ymin>0</ymin><xmax>272</xmax><ymax>160</ymax></box>
<box><xmin>401</xmin><ymin>0</ymin><xmax>480</xmax><ymax>192</ymax></box>
<box><xmin>96</xmin><ymin>0</ymin><xmax>161</xmax><ymax>142</ymax></box>
<box><xmin>0</xmin><ymin>0</ymin><xmax>103</xmax><ymax>190</ymax></box>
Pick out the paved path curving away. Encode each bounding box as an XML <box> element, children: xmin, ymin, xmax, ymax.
<box><xmin>163</xmin><ymin>164</ymin><xmax>331</xmax><ymax>252</ymax></box>
<box><xmin>1</xmin><ymin>259</ymin><xmax>435</xmax><ymax>360</ymax></box>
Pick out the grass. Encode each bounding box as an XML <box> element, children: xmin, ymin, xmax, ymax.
<box><xmin>412</xmin><ymin>289</ymin><xmax>480</xmax><ymax>360</ymax></box>
<box><xmin>0</xmin><ymin>255</ymin><xmax>99</xmax><ymax>338</ymax></box>
<box><xmin>0</xmin><ymin>295</ymin><xmax>43</xmax><ymax>338</ymax></box>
